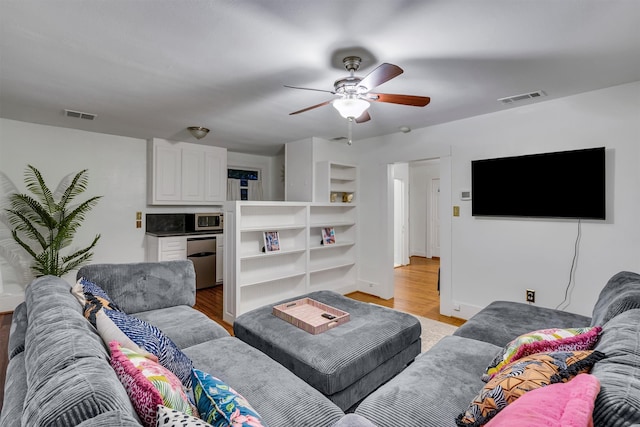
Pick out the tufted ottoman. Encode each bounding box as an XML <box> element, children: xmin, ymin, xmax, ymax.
<box><xmin>233</xmin><ymin>290</ymin><xmax>421</xmax><ymax>410</ymax></box>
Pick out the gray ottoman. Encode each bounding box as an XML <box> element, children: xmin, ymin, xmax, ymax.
<box><xmin>234</xmin><ymin>291</ymin><xmax>421</xmax><ymax>410</ymax></box>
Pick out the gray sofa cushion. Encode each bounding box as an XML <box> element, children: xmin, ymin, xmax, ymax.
<box><xmin>591</xmin><ymin>271</ymin><xmax>640</xmax><ymax>327</ymax></box>
<box><xmin>454</xmin><ymin>300</ymin><xmax>591</xmax><ymax>347</ymax></box>
<box><xmin>75</xmin><ymin>410</ymin><xmax>141</xmax><ymax>426</ymax></box>
<box><xmin>331</xmin><ymin>414</ymin><xmax>378</xmax><ymax>427</ymax></box>
<box><xmin>132</xmin><ymin>305</ymin><xmax>230</xmax><ymax>349</ymax></box>
<box><xmin>591</xmin><ymin>308</ymin><xmax>640</xmax><ymax>426</ymax></box>
<box><xmin>8</xmin><ymin>301</ymin><xmax>27</xmax><ymax>359</ymax></box>
<box><xmin>21</xmin><ymin>276</ymin><xmax>137</xmax><ymax>426</ymax></box>
<box><xmin>0</xmin><ymin>353</ymin><xmax>27</xmax><ymax>427</ymax></box>
<box><xmin>77</xmin><ymin>260</ymin><xmax>196</xmax><ymax>313</ymax></box>
<box><xmin>183</xmin><ymin>336</ymin><xmax>346</xmax><ymax>427</ymax></box>
<box><xmin>355</xmin><ymin>335</ymin><xmax>501</xmax><ymax>427</ymax></box>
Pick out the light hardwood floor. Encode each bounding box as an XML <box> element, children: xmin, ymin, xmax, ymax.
<box><xmin>0</xmin><ymin>256</ymin><xmax>463</xmax><ymax>410</ymax></box>
<box><xmin>347</xmin><ymin>256</ymin><xmax>465</xmax><ymax>327</ymax></box>
<box><xmin>193</xmin><ymin>255</ymin><xmax>465</xmax><ymax>335</ymax></box>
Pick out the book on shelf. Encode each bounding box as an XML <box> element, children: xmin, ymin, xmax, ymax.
<box><xmin>321</xmin><ymin>227</ymin><xmax>335</xmax><ymax>245</ymax></box>
<box><xmin>263</xmin><ymin>231</ymin><xmax>280</xmax><ymax>252</ymax></box>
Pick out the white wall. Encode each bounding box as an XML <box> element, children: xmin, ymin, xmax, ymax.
<box><xmin>355</xmin><ymin>81</ymin><xmax>640</xmax><ymax>318</ymax></box>
<box><xmin>285</xmin><ymin>136</ymin><xmax>360</xmax><ymax>202</ymax></box>
<box><xmin>409</xmin><ymin>159</ymin><xmax>440</xmax><ymax>257</ymax></box>
<box><xmin>0</xmin><ymin>119</ymin><xmax>283</xmax><ymax>310</ymax></box>
<box><xmin>0</xmin><ymin>119</ymin><xmax>149</xmax><ymax>310</ymax></box>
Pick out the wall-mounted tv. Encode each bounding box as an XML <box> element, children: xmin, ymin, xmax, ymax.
<box><xmin>471</xmin><ymin>147</ymin><xmax>605</xmax><ymax>219</ymax></box>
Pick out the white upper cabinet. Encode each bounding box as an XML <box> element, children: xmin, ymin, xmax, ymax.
<box><xmin>148</xmin><ymin>138</ymin><xmax>227</xmax><ymax>205</ymax></box>
<box><xmin>204</xmin><ymin>148</ymin><xmax>226</xmax><ymax>202</ymax></box>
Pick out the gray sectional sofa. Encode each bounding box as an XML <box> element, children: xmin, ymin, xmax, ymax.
<box><xmin>0</xmin><ymin>261</ymin><xmax>354</xmax><ymax>427</ymax></box>
<box><xmin>354</xmin><ymin>271</ymin><xmax>640</xmax><ymax>426</ymax></box>
<box><xmin>2</xmin><ymin>261</ymin><xmax>639</xmax><ymax>427</ymax></box>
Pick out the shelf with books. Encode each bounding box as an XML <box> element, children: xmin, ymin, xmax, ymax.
<box><xmin>238</xmin><ymin>223</ymin><xmax>306</xmax><ymax>258</ymax></box>
<box><xmin>224</xmin><ymin>201</ymin><xmax>358</xmax><ymax>323</ymax></box>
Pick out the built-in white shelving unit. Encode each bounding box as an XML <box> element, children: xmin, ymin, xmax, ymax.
<box><xmin>315</xmin><ymin>161</ymin><xmax>357</xmax><ymax>203</ymax></box>
<box><xmin>223</xmin><ymin>201</ymin><xmax>357</xmax><ymax>323</ymax></box>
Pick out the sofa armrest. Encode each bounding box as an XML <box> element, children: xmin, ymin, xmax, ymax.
<box><xmin>8</xmin><ymin>302</ymin><xmax>27</xmax><ymax>359</ymax></box>
<box><xmin>77</xmin><ymin>260</ymin><xmax>196</xmax><ymax>313</ymax></box>
<box><xmin>591</xmin><ymin>271</ymin><xmax>640</xmax><ymax>327</ymax></box>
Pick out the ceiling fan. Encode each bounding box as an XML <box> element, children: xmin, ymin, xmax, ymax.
<box><xmin>286</xmin><ymin>56</ymin><xmax>431</xmax><ymax>123</ymax></box>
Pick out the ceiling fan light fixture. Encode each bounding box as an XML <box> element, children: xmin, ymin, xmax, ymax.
<box><xmin>332</xmin><ymin>98</ymin><xmax>370</xmax><ymax>119</ymax></box>
<box><xmin>187</xmin><ymin>126</ymin><xmax>210</xmax><ymax>140</ymax></box>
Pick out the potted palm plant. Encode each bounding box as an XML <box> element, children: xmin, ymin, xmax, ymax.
<box><xmin>5</xmin><ymin>165</ymin><xmax>102</xmax><ymax>277</ymax></box>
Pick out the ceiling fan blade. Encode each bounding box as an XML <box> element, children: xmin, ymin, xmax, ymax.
<box><xmin>355</xmin><ymin>111</ymin><xmax>371</xmax><ymax>123</ymax></box>
<box><xmin>289</xmin><ymin>100</ymin><xmax>333</xmax><ymax>115</ymax></box>
<box><xmin>369</xmin><ymin>93</ymin><xmax>431</xmax><ymax>107</ymax></box>
<box><xmin>358</xmin><ymin>63</ymin><xmax>403</xmax><ymax>90</ymax></box>
<box><xmin>284</xmin><ymin>85</ymin><xmax>336</xmax><ymax>95</ymax></box>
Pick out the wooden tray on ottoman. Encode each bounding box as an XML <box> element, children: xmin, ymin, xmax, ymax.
<box><xmin>272</xmin><ymin>297</ymin><xmax>350</xmax><ymax>334</ymax></box>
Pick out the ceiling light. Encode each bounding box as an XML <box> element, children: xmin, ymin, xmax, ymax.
<box><xmin>187</xmin><ymin>126</ymin><xmax>210</xmax><ymax>140</ymax></box>
<box><xmin>399</xmin><ymin>126</ymin><xmax>411</xmax><ymax>133</ymax></box>
<box><xmin>332</xmin><ymin>98</ymin><xmax>370</xmax><ymax>119</ymax></box>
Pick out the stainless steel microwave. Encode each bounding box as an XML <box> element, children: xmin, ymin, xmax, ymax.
<box><xmin>186</xmin><ymin>213</ymin><xmax>223</xmax><ymax>232</ymax></box>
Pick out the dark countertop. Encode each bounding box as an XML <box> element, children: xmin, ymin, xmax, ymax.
<box><xmin>145</xmin><ymin>231</ymin><xmax>223</xmax><ymax>237</ymax></box>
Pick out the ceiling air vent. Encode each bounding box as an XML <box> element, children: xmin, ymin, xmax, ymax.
<box><xmin>64</xmin><ymin>109</ymin><xmax>97</xmax><ymax>120</ymax></box>
<box><xmin>498</xmin><ymin>90</ymin><xmax>546</xmax><ymax>105</ymax></box>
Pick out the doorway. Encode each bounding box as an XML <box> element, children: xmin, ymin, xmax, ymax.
<box><xmin>393</xmin><ymin>158</ymin><xmax>442</xmax><ymax>307</ymax></box>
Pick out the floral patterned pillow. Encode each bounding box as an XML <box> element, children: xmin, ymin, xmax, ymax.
<box><xmin>457</xmin><ymin>350</ymin><xmax>605</xmax><ymax>427</ymax></box>
<box><xmin>192</xmin><ymin>368</ymin><xmax>265</xmax><ymax>427</ymax></box>
<box><xmin>109</xmin><ymin>341</ymin><xmax>195</xmax><ymax>427</ymax></box>
<box><xmin>483</xmin><ymin>326</ymin><xmax>602</xmax><ymax>381</ymax></box>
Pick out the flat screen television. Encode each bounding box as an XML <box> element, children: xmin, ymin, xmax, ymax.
<box><xmin>471</xmin><ymin>147</ymin><xmax>605</xmax><ymax>219</ymax></box>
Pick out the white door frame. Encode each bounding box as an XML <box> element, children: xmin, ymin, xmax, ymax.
<box><xmin>385</xmin><ymin>156</ymin><xmax>453</xmax><ymax>316</ymax></box>
<box><xmin>429</xmin><ymin>178</ymin><xmax>441</xmax><ymax>258</ymax></box>
<box><xmin>393</xmin><ymin>178</ymin><xmax>409</xmax><ymax>267</ymax></box>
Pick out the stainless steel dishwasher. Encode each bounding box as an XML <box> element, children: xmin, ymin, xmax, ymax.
<box><xmin>186</xmin><ymin>236</ymin><xmax>216</xmax><ymax>289</ymax></box>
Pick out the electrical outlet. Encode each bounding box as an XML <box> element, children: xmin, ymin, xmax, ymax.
<box><xmin>526</xmin><ymin>289</ymin><xmax>535</xmax><ymax>303</ymax></box>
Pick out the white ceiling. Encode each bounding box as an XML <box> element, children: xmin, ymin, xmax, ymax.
<box><xmin>1</xmin><ymin>0</ymin><xmax>639</xmax><ymax>156</ymax></box>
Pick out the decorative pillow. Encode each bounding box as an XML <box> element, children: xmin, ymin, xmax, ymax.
<box><xmin>192</xmin><ymin>368</ymin><xmax>266</xmax><ymax>427</ymax></box>
<box><xmin>156</xmin><ymin>405</ymin><xmax>213</xmax><ymax>427</ymax></box>
<box><xmin>105</xmin><ymin>309</ymin><xmax>193</xmax><ymax>388</ymax></box>
<box><xmin>483</xmin><ymin>326</ymin><xmax>602</xmax><ymax>381</ymax></box>
<box><xmin>95</xmin><ymin>308</ymin><xmax>157</xmax><ymax>361</ymax></box>
<box><xmin>485</xmin><ymin>373</ymin><xmax>601</xmax><ymax>427</ymax></box>
<box><xmin>73</xmin><ymin>277</ymin><xmax>123</xmax><ymax>327</ymax></box>
<box><xmin>73</xmin><ymin>277</ymin><xmax>121</xmax><ymax>307</ymax></box>
<box><xmin>456</xmin><ymin>350</ymin><xmax>605</xmax><ymax>427</ymax></box>
<box><xmin>110</xmin><ymin>341</ymin><xmax>195</xmax><ymax>427</ymax></box>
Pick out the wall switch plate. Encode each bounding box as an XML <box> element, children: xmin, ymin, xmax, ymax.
<box><xmin>526</xmin><ymin>289</ymin><xmax>535</xmax><ymax>303</ymax></box>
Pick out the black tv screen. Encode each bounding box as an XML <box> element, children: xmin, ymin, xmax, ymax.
<box><xmin>471</xmin><ymin>147</ymin><xmax>605</xmax><ymax>219</ymax></box>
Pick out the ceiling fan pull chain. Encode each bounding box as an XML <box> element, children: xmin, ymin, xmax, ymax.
<box><xmin>347</xmin><ymin>117</ymin><xmax>354</xmax><ymax>145</ymax></box>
